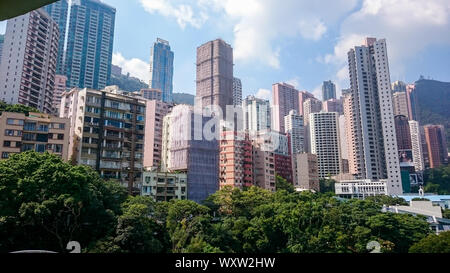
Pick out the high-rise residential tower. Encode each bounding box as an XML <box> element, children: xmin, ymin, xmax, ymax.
<box><xmin>233</xmin><ymin>77</ymin><xmax>242</xmax><ymax>107</ymax></box>
<box><xmin>65</xmin><ymin>0</ymin><xmax>116</xmax><ymax>90</ymax></box>
<box><xmin>392</xmin><ymin>92</ymin><xmax>410</xmax><ymax>119</ymax></box>
<box><xmin>298</xmin><ymin>91</ymin><xmax>315</xmax><ymax>116</ymax></box>
<box><xmin>409</xmin><ymin>120</ymin><xmax>425</xmax><ymax>172</ymax></box>
<box><xmin>310</xmin><ymin>112</ymin><xmax>341</xmax><ymax>179</ymax></box>
<box><xmin>43</xmin><ymin>0</ymin><xmax>69</xmax><ymax>75</ymax></box>
<box><xmin>149</xmin><ymin>38</ymin><xmax>174</xmax><ymax>103</ymax></box>
<box><xmin>424</xmin><ymin>125</ymin><xmax>448</xmax><ymax>169</ymax></box>
<box><xmin>346</xmin><ymin>37</ymin><xmax>402</xmax><ymax>195</ymax></box>
<box><xmin>196</xmin><ymin>39</ymin><xmax>233</xmax><ymax>118</ymax></box>
<box><xmin>243</xmin><ymin>95</ymin><xmax>271</xmax><ymax>134</ymax></box>
<box><xmin>285</xmin><ymin>110</ymin><xmax>304</xmax><ymax>186</ymax></box>
<box><xmin>272</xmin><ymin>83</ymin><xmax>299</xmax><ymax>133</ymax></box>
<box><xmin>322</xmin><ymin>80</ymin><xmax>336</xmax><ymax>101</ymax></box>
<box><xmin>0</xmin><ymin>9</ymin><xmax>59</xmax><ymax>114</ymax></box>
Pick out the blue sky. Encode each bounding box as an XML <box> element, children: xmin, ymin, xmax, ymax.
<box><xmin>1</xmin><ymin>0</ymin><xmax>450</xmax><ymax>100</ymax></box>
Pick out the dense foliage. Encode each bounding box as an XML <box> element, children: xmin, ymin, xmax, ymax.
<box><xmin>409</xmin><ymin>231</ymin><xmax>450</xmax><ymax>253</ymax></box>
<box><xmin>0</xmin><ymin>101</ymin><xmax>40</xmax><ymax>115</ymax></box>
<box><xmin>423</xmin><ymin>165</ymin><xmax>450</xmax><ymax>195</ymax></box>
<box><xmin>0</xmin><ymin>152</ymin><xmax>445</xmax><ymax>253</ymax></box>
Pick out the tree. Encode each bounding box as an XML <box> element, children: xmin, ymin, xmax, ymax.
<box><xmin>320</xmin><ymin>179</ymin><xmax>336</xmax><ymax>193</ymax></box>
<box><xmin>443</xmin><ymin>209</ymin><xmax>450</xmax><ymax>219</ymax></box>
<box><xmin>409</xmin><ymin>231</ymin><xmax>450</xmax><ymax>253</ymax></box>
<box><xmin>275</xmin><ymin>175</ymin><xmax>295</xmax><ymax>193</ymax></box>
<box><xmin>0</xmin><ymin>151</ymin><xmax>127</xmax><ymax>252</ymax></box>
<box><xmin>0</xmin><ymin>101</ymin><xmax>39</xmax><ymax>115</ymax></box>
<box><xmin>423</xmin><ymin>166</ymin><xmax>450</xmax><ymax>195</ymax></box>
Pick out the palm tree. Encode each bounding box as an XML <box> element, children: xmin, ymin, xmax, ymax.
<box><xmin>1</xmin><ymin>0</ymin><xmax>58</xmax><ymax>20</ymax></box>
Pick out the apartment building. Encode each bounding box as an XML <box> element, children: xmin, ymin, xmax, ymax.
<box><xmin>0</xmin><ymin>112</ymin><xmax>69</xmax><ymax>160</ymax></box>
<box><xmin>0</xmin><ymin>9</ymin><xmax>59</xmax><ymax>114</ymax></box>
<box><xmin>251</xmin><ymin>132</ymin><xmax>276</xmax><ymax>191</ymax></box>
<box><xmin>219</xmin><ymin>131</ymin><xmax>253</xmax><ymax>189</ymax></box>
<box><xmin>272</xmin><ymin>83</ymin><xmax>299</xmax><ymax>133</ymax></box>
<box><xmin>60</xmin><ymin>87</ymin><xmax>146</xmax><ymax>194</ymax></box>
<box><xmin>296</xmin><ymin>153</ymin><xmax>319</xmax><ymax>191</ymax></box>
<box><xmin>243</xmin><ymin>95</ymin><xmax>271</xmax><ymax>134</ymax></box>
<box><xmin>142</xmin><ymin>170</ymin><xmax>187</xmax><ymax>202</ymax></box>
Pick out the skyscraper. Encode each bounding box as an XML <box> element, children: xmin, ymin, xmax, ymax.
<box><xmin>196</xmin><ymin>39</ymin><xmax>233</xmax><ymax>118</ymax></box>
<box><xmin>0</xmin><ymin>9</ymin><xmax>59</xmax><ymax>114</ymax></box>
<box><xmin>303</xmin><ymin>97</ymin><xmax>322</xmax><ymax>153</ymax></box>
<box><xmin>233</xmin><ymin>77</ymin><xmax>242</xmax><ymax>106</ymax></box>
<box><xmin>52</xmin><ymin>75</ymin><xmax>68</xmax><ymax>115</ymax></box>
<box><xmin>323</xmin><ymin>98</ymin><xmax>343</xmax><ymax>115</ymax></box>
<box><xmin>391</xmin><ymin>81</ymin><xmax>407</xmax><ymax>93</ymax></box>
<box><xmin>392</xmin><ymin>92</ymin><xmax>410</xmax><ymax>119</ymax></box>
<box><xmin>243</xmin><ymin>95</ymin><xmax>271</xmax><ymax>134</ymax></box>
<box><xmin>272</xmin><ymin>83</ymin><xmax>300</xmax><ymax>133</ymax></box>
<box><xmin>65</xmin><ymin>0</ymin><xmax>116</xmax><ymax>90</ymax></box>
<box><xmin>346</xmin><ymin>37</ymin><xmax>402</xmax><ymax>195</ymax></box>
<box><xmin>298</xmin><ymin>91</ymin><xmax>315</xmax><ymax>116</ymax></box>
<box><xmin>395</xmin><ymin>115</ymin><xmax>414</xmax><ymax>167</ymax></box>
<box><xmin>424</xmin><ymin>125</ymin><xmax>448</xmax><ymax>169</ymax></box>
<box><xmin>285</xmin><ymin>110</ymin><xmax>305</xmax><ymax>186</ymax></box>
<box><xmin>310</xmin><ymin>112</ymin><xmax>341</xmax><ymax>179</ymax></box>
<box><xmin>43</xmin><ymin>0</ymin><xmax>69</xmax><ymax>75</ymax></box>
<box><xmin>409</xmin><ymin>120</ymin><xmax>425</xmax><ymax>172</ymax></box>
<box><xmin>149</xmin><ymin>38</ymin><xmax>174</xmax><ymax>103</ymax></box>
<box><xmin>322</xmin><ymin>80</ymin><xmax>336</xmax><ymax>101</ymax></box>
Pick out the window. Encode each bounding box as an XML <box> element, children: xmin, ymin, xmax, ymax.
<box><xmin>2</xmin><ymin>152</ymin><xmax>9</xmax><ymax>159</ymax></box>
<box><xmin>57</xmin><ymin>134</ymin><xmax>64</xmax><ymax>140</ymax></box>
<box><xmin>37</xmin><ymin>124</ymin><xmax>48</xmax><ymax>132</ymax></box>
<box><xmin>24</xmin><ymin>122</ymin><xmax>36</xmax><ymax>131</ymax></box>
<box><xmin>54</xmin><ymin>144</ymin><xmax>63</xmax><ymax>153</ymax></box>
<box><xmin>3</xmin><ymin>141</ymin><xmax>11</xmax><ymax>147</ymax></box>
<box><xmin>5</xmin><ymin>130</ymin><xmax>14</xmax><ymax>136</ymax></box>
<box><xmin>35</xmin><ymin>144</ymin><xmax>45</xmax><ymax>153</ymax></box>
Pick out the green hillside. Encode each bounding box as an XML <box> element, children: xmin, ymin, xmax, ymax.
<box><xmin>413</xmin><ymin>79</ymin><xmax>450</xmax><ymax>149</ymax></box>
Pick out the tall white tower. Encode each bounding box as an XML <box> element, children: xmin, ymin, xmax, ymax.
<box><xmin>347</xmin><ymin>38</ymin><xmax>402</xmax><ymax>195</ymax></box>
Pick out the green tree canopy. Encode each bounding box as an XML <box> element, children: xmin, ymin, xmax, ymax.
<box><xmin>409</xmin><ymin>231</ymin><xmax>450</xmax><ymax>253</ymax></box>
<box><xmin>0</xmin><ymin>151</ymin><xmax>127</xmax><ymax>252</ymax></box>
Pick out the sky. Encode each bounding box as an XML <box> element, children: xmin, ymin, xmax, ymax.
<box><xmin>1</xmin><ymin>0</ymin><xmax>450</xmax><ymax>101</ymax></box>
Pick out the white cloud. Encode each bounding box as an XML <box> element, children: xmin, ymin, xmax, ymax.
<box><xmin>285</xmin><ymin>77</ymin><xmax>301</xmax><ymax>89</ymax></box>
<box><xmin>112</xmin><ymin>53</ymin><xmax>150</xmax><ymax>83</ymax></box>
<box><xmin>139</xmin><ymin>0</ymin><xmax>358</xmax><ymax>68</ymax></box>
<box><xmin>323</xmin><ymin>0</ymin><xmax>450</xmax><ymax>86</ymax></box>
<box><xmin>255</xmin><ymin>88</ymin><xmax>272</xmax><ymax>101</ymax></box>
<box><xmin>139</xmin><ymin>0</ymin><xmax>208</xmax><ymax>29</ymax></box>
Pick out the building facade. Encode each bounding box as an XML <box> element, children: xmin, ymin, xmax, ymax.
<box><xmin>310</xmin><ymin>112</ymin><xmax>341</xmax><ymax>179</ymax></box>
<box><xmin>140</xmin><ymin>88</ymin><xmax>163</xmax><ymax>101</ymax></box>
<box><xmin>60</xmin><ymin>87</ymin><xmax>146</xmax><ymax>194</ymax></box>
<box><xmin>322</xmin><ymin>98</ymin><xmax>343</xmax><ymax>115</ymax></box>
<box><xmin>298</xmin><ymin>91</ymin><xmax>315</xmax><ymax>116</ymax></box>
<box><xmin>392</xmin><ymin>92</ymin><xmax>410</xmax><ymax>120</ymax></box>
<box><xmin>424</xmin><ymin>125</ymin><xmax>448</xmax><ymax>169</ymax></box>
<box><xmin>161</xmin><ymin>105</ymin><xmax>219</xmax><ymax>203</ymax></box>
<box><xmin>409</xmin><ymin>120</ymin><xmax>425</xmax><ymax>172</ymax></box>
<box><xmin>142</xmin><ymin>170</ymin><xmax>187</xmax><ymax>202</ymax></box>
<box><xmin>52</xmin><ymin>75</ymin><xmax>68</xmax><ymax>115</ymax></box>
<box><xmin>219</xmin><ymin>131</ymin><xmax>253</xmax><ymax>189</ymax></box>
<box><xmin>335</xmin><ymin>179</ymin><xmax>388</xmax><ymax>199</ymax></box>
<box><xmin>0</xmin><ymin>34</ymin><xmax>4</xmax><ymax>65</ymax></box>
<box><xmin>285</xmin><ymin>110</ymin><xmax>304</xmax><ymax>185</ymax></box>
<box><xmin>65</xmin><ymin>0</ymin><xmax>116</xmax><ymax>90</ymax></box>
<box><xmin>149</xmin><ymin>38</ymin><xmax>174</xmax><ymax>103</ymax></box>
<box><xmin>43</xmin><ymin>0</ymin><xmax>69</xmax><ymax>75</ymax></box>
<box><xmin>243</xmin><ymin>95</ymin><xmax>271</xmax><ymax>134</ymax></box>
<box><xmin>251</xmin><ymin>132</ymin><xmax>276</xmax><ymax>191</ymax></box>
<box><xmin>322</xmin><ymin>80</ymin><xmax>336</xmax><ymax>101</ymax></box>
<box><xmin>196</xmin><ymin>39</ymin><xmax>233</xmax><ymax>118</ymax></box>
<box><xmin>296</xmin><ymin>153</ymin><xmax>319</xmax><ymax>191</ymax></box>
<box><xmin>272</xmin><ymin>83</ymin><xmax>299</xmax><ymax>133</ymax></box>
<box><xmin>233</xmin><ymin>77</ymin><xmax>242</xmax><ymax>107</ymax></box>
<box><xmin>143</xmin><ymin>99</ymin><xmax>173</xmax><ymax>169</ymax></box>
<box><xmin>0</xmin><ymin>112</ymin><xmax>69</xmax><ymax>160</ymax></box>
<box><xmin>346</xmin><ymin>37</ymin><xmax>402</xmax><ymax>195</ymax></box>
<box><xmin>0</xmin><ymin>9</ymin><xmax>59</xmax><ymax>114</ymax></box>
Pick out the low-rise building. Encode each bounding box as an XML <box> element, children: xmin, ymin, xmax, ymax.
<box><xmin>335</xmin><ymin>179</ymin><xmax>388</xmax><ymax>199</ymax></box>
<box><xmin>0</xmin><ymin>112</ymin><xmax>69</xmax><ymax>160</ymax></box>
<box><xmin>141</xmin><ymin>170</ymin><xmax>187</xmax><ymax>202</ymax></box>
<box><xmin>296</xmin><ymin>153</ymin><xmax>319</xmax><ymax>192</ymax></box>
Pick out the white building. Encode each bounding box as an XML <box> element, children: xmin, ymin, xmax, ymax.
<box><xmin>142</xmin><ymin>170</ymin><xmax>187</xmax><ymax>202</ymax></box>
<box><xmin>243</xmin><ymin>95</ymin><xmax>271</xmax><ymax>134</ymax></box>
<box><xmin>310</xmin><ymin>112</ymin><xmax>341</xmax><ymax>179</ymax></box>
<box><xmin>346</xmin><ymin>38</ymin><xmax>402</xmax><ymax>195</ymax></box>
<box><xmin>335</xmin><ymin>179</ymin><xmax>388</xmax><ymax>199</ymax></box>
<box><xmin>285</xmin><ymin>110</ymin><xmax>305</xmax><ymax>185</ymax></box>
<box><xmin>0</xmin><ymin>9</ymin><xmax>59</xmax><ymax>114</ymax></box>
<box><xmin>409</xmin><ymin>120</ymin><xmax>425</xmax><ymax>172</ymax></box>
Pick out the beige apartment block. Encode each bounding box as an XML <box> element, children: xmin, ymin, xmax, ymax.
<box><xmin>0</xmin><ymin>112</ymin><xmax>69</xmax><ymax>160</ymax></box>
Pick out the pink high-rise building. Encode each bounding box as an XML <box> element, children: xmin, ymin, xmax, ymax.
<box><xmin>272</xmin><ymin>83</ymin><xmax>300</xmax><ymax>133</ymax></box>
<box><xmin>298</xmin><ymin>91</ymin><xmax>315</xmax><ymax>116</ymax></box>
<box><xmin>424</xmin><ymin>125</ymin><xmax>448</xmax><ymax>169</ymax></box>
<box><xmin>323</xmin><ymin>98</ymin><xmax>343</xmax><ymax>115</ymax></box>
<box><xmin>219</xmin><ymin>131</ymin><xmax>253</xmax><ymax>189</ymax></box>
<box><xmin>53</xmin><ymin>75</ymin><xmax>67</xmax><ymax>115</ymax></box>
<box><xmin>143</xmin><ymin>100</ymin><xmax>173</xmax><ymax>169</ymax></box>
